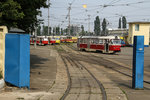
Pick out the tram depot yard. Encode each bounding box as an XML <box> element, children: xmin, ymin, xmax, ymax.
<box><xmin>0</xmin><ymin>43</ymin><xmax>150</xmax><ymax>100</ymax></box>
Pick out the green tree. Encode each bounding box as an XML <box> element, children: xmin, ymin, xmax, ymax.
<box><xmin>61</xmin><ymin>28</ymin><xmax>63</xmax><ymax>35</ymax></box>
<box><xmin>94</xmin><ymin>16</ymin><xmax>101</xmax><ymax>36</ymax></box>
<box><xmin>42</xmin><ymin>25</ymin><xmax>48</xmax><ymax>36</ymax></box>
<box><xmin>64</xmin><ymin>28</ymin><xmax>68</xmax><ymax>35</ymax></box>
<box><xmin>118</xmin><ymin>18</ymin><xmax>121</xmax><ymax>29</ymax></box>
<box><xmin>56</xmin><ymin>27</ymin><xmax>60</xmax><ymax>35</ymax></box>
<box><xmin>81</xmin><ymin>25</ymin><xmax>85</xmax><ymax>36</ymax></box>
<box><xmin>53</xmin><ymin>27</ymin><xmax>56</xmax><ymax>35</ymax></box>
<box><xmin>122</xmin><ymin>16</ymin><xmax>127</xmax><ymax>28</ymax></box>
<box><xmin>0</xmin><ymin>0</ymin><xmax>48</xmax><ymax>32</ymax></box>
<box><xmin>0</xmin><ymin>0</ymin><xmax>24</xmax><ymax>28</ymax></box>
<box><xmin>70</xmin><ymin>25</ymin><xmax>74</xmax><ymax>36</ymax></box>
<box><xmin>48</xmin><ymin>27</ymin><xmax>52</xmax><ymax>35</ymax></box>
<box><xmin>37</xmin><ymin>26</ymin><xmax>41</xmax><ymax>36</ymax></box>
<box><xmin>102</xmin><ymin>18</ymin><xmax>107</xmax><ymax>36</ymax></box>
<box><xmin>89</xmin><ymin>32</ymin><xmax>93</xmax><ymax>36</ymax></box>
<box><xmin>16</xmin><ymin>0</ymin><xmax>48</xmax><ymax>32</ymax></box>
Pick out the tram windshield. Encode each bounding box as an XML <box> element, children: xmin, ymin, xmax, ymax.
<box><xmin>111</xmin><ymin>39</ymin><xmax>121</xmax><ymax>45</ymax></box>
<box><xmin>56</xmin><ymin>38</ymin><xmax>60</xmax><ymax>40</ymax></box>
<box><xmin>43</xmin><ymin>38</ymin><xmax>48</xmax><ymax>41</ymax></box>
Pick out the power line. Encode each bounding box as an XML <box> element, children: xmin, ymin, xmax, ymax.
<box><xmin>45</xmin><ymin>0</ymin><xmax>150</xmax><ymax>31</ymax></box>
<box><xmin>65</xmin><ymin>0</ymin><xmax>77</xmax><ymax>35</ymax></box>
<box><xmin>108</xmin><ymin>0</ymin><xmax>122</xmax><ymax>5</ymax></box>
<box><xmin>71</xmin><ymin>0</ymin><xmax>76</xmax><ymax>4</ymax></box>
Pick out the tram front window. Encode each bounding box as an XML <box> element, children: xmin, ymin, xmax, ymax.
<box><xmin>56</xmin><ymin>38</ymin><xmax>59</xmax><ymax>40</ymax></box>
<box><xmin>112</xmin><ymin>40</ymin><xmax>121</xmax><ymax>45</ymax></box>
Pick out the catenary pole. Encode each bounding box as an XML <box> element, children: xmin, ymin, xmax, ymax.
<box><xmin>48</xmin><ymin>0</ymin><xmax>50</xmax><ymax>36</ymax></box>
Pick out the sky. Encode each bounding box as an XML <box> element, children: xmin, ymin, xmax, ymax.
<box><xmin>39</xmin><ymin>0</ymin><xmax>150</xmax><ymax>31</ymax></box>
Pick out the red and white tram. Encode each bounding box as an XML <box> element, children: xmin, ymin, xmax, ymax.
<box><xmin>30</xmin><ymin>37</ymin><xmax>35</xmax><ymax>45</ymax></box>
<box><xmin>36</xmin><ymin>36</ymin><xmax>49</xmax><ymax>45</ymax></box>
<box><xmin>77</xmin><ymin>36</ymin><xmax>121</xmax><ymax>53</ymax></box>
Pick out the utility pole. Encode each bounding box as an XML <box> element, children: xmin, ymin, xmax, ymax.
<box><xmin>48</xmin><ymin>0</ymin><xmax>50</xmax><ymax>36</ymax></box>
<box><xmin>34</xmin><ymin>27</ymin><xmax>37</xmax><ymax>48</ymax></box>
<box><xmin>88</xmin><ymin>15</ymin><xmax>91</xmax><ymax>33</ymax></box>
<box><xmin>68</xmin><ymin>3</ymin><xmax>71</xmax><ymax>36</ymax></box>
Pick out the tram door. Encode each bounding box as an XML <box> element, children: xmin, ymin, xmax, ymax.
<box><xmin>87</xmin><ymin>38</ymin><xmax>90</xmax><ymax>49</ymax></box>
<box><xmin>104</xmin><ymin>39</ymin><xmax>109</xmax><ymax>52</ymax></box>
<box><xmin>77</xmin><ymin>38</ymin><xmax>80</xmax><ymax>48</ymax></box>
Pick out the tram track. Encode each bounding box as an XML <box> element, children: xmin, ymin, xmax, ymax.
<box><xmin>66</xmin><ymin>44</ymin><xmax>150</xmax><ymax>87</ymax></box>
<box><xmin>68</xmin><ymin>56</ymin><xmax>107</xmax><ymax>100</ymax></box>
<box><xmin>54</xmin><ymin>45</ymin><xmax>107</xmax><ymax>100</ymax></box>
<box><xmin>65</xmin><ymin>56</ymin><xmax>91</xmax><ymax>100</ymax></box>
<box><xmin>59</xmin><ymin>56</ymin><xmax>72</xmax><ymax>100</ymax></box>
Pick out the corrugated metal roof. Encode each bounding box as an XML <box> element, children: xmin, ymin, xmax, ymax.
<box><xmin>9</xmin><ymin>28</ymin><xmax>25</xmax><ymax>33</ymax></box>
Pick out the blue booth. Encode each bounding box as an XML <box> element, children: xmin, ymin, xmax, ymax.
<box><xmin>132</xmin><ymin>36</ymin><xmax>144</xmax><ymax>89</ymax></box>
<box><xmin>5</xmin><ymin>34</ymin><xmax>30</xmax><ymax>88</ymax></box>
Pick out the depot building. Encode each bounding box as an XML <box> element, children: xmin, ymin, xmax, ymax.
<box><xmin>127</xmin><ymin>22</ymin><xmax>150</xmax><ymax>47</ymax></box>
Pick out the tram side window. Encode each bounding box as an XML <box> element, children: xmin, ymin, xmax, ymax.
<box><xmin>92</xmin><ymin>39</ymin><xmax>95</xmax><ymax>44</ymax></box>
<box><xmin>81</xmin><ymin>39</ymin><xmax>86</xmax><ymax>43</ymax></box>
<box><xmin>91</xmin><ymin>39</ymin><xmax>98</xmax><ymax>44</ymax></box>
<box><xmin>112</xmin><ymin>39</ymin><xmax>121</xmax><ymax>44</ymax></box>
<box><xmin>78</xmin><ymin>39</ymin><xmax>80</xmax><ymax>43</ymax></box>
<box><xmin>82</xmin><ymin>39</ymin><xmax>84</xmax><ymax>43</ymax></box>
<box><xmin>99</xmin><ymin>39</ymin><xmax>103</xmax><ymax>44</ymax></box>
<box><xmin>80</xmin><ymin>39</ymin><xmax>83</xmax><ymax>43</ymax></box>
<box><xmin>83</xmin><ymin>39</ymin><xmax>85</xmax><ymax>43</ymax></box>
<box><xmin>87</xmin><ymin>39</ymin><xmax>90</xmax><ymax>43</ymax></box>
<box><xmin>80</xmin><ymin>39</ymin><xmax>82</xmax><ymax>43</ymax></box>
<box><xmin>95</xmin><ymin>39</ymin><xmax>99</xmax><ymax>44</ymax></box>
<box><xmin>109</xmin><ymin>40</ymin><xmax>113</xmax><ymax>44</ymax></box>
<box><xmin>89</xmin><ymin>39</ymin><xmax>92</xmax><ymax>44</ymax></box>
<box><xmin>68</xmin><ymin>37</ymin><xmax>71</xmax><ymax>39</ymax></box>
<box><xmin>90</xmin><ymin>39</ymin><xmax>94</xmax><ymax>44</ymax></box>
<box><xmin>79</xmin><ymin>39</ymin><xmax>81</xmax><ymax>43</ymax></box>
<box><xmin>84</xmin><ymin>39</ymin><xmax>87</xmax><ymax>43</ymax></box>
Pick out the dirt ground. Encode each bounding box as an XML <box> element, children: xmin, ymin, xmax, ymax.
<box><xmin>30</xmin><ymin>45</ymin><xmax>57</xmax><ymax>92</ymax></box>
<box><xmin>0</xmin><ymin>45</ymin><xmax>67</xmax><ymax>100</ymax></box>
<box><xmin>0</xmin><ymin>44</ymin><xmax>150</xmax><ymax>100</ymax></box>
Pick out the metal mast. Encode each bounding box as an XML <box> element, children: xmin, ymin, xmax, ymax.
<box><xmin>48</xmin><ymin>0</ymin><xmax>50</xmax><ymax>35</ymax></box>
<box><xmin>67</xmin><ymin>0</ymin><xmax>76</xmax><ymax>35</ymax></box>
<box><xmin>88</xmin><ymin>15</ymin><xmax>91</xmax><ymax>33</ymax></box>
<box><xmin>68</xmin><ymin>3</ymin><xmax>71</xmax><ymax>36</ymax></box>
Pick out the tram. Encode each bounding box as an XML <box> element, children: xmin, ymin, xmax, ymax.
<box><xmin>65</xmin><ymin>36</ymin><xmax>78</xmax><ymax>43</ymax></box>
<box><xmin>55</xmin><ymin>37</ymin><xmax>61</xmax><ymax>44</ymax></box>
<box><xmin>36</xmin><ymin>36</ymin><xmax>49</xmax><ymax>45</ymax></box>
<box><xmin>60</xmin><ymin>36</ymin><xmax>67</xmax><ymax>43</ymax></box>
<box><xmin>30</xmin><ymin>36</ymin><xmax>35</xmax><ymax>45</ymax></box>
<box><xmin>77</xmin><ymin>36</ymin><xmax>121</xmax><ymax>53</ymax></box>
<box><xmin>72</xmin><ymin>36</ymin><xmax>77</xmax><ymax>43</ymax></box>
<box><xmin>49</xmin><ymin>36</ymin><xmax>61</xmax><ymax>44</ymax></box>
<box><xmin>65</xmin><ymin>36</ymin><xmax>73</xmax><ymax>43</ymax></box>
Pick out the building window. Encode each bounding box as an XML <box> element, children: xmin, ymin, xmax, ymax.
<box><xmin>135</xmin><ymin>24</ymin><xmax>139</xmax><ymax>31</ymax></box>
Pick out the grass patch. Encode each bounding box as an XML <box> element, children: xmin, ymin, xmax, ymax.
<box><xmin>16</xmin><ymin>97</ymin><xmax>24</xmax><ymax>100</ymax></box>
<box><xmin>119</xmin><ymin>87</ymin><xmax>129</xmax><ymax>100</ymax></box>
<box><xmin>55</xmin><ymin>46</ymin><xmax>65</xmax><ymax>52</ymax></box>
<box><xmin>57</xmin><ymin>49</ymin><xmax>64</xmax><ymax>52</ymax></box>
<box><xmin>0</xmin><ymin>71</ymin><xmax>2</xmax><ymax>79</ymax></box>
<box><xmin>46</xmin><ymin>81</ymin><xmax>55</xmax><ymax>92</ymax></box>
